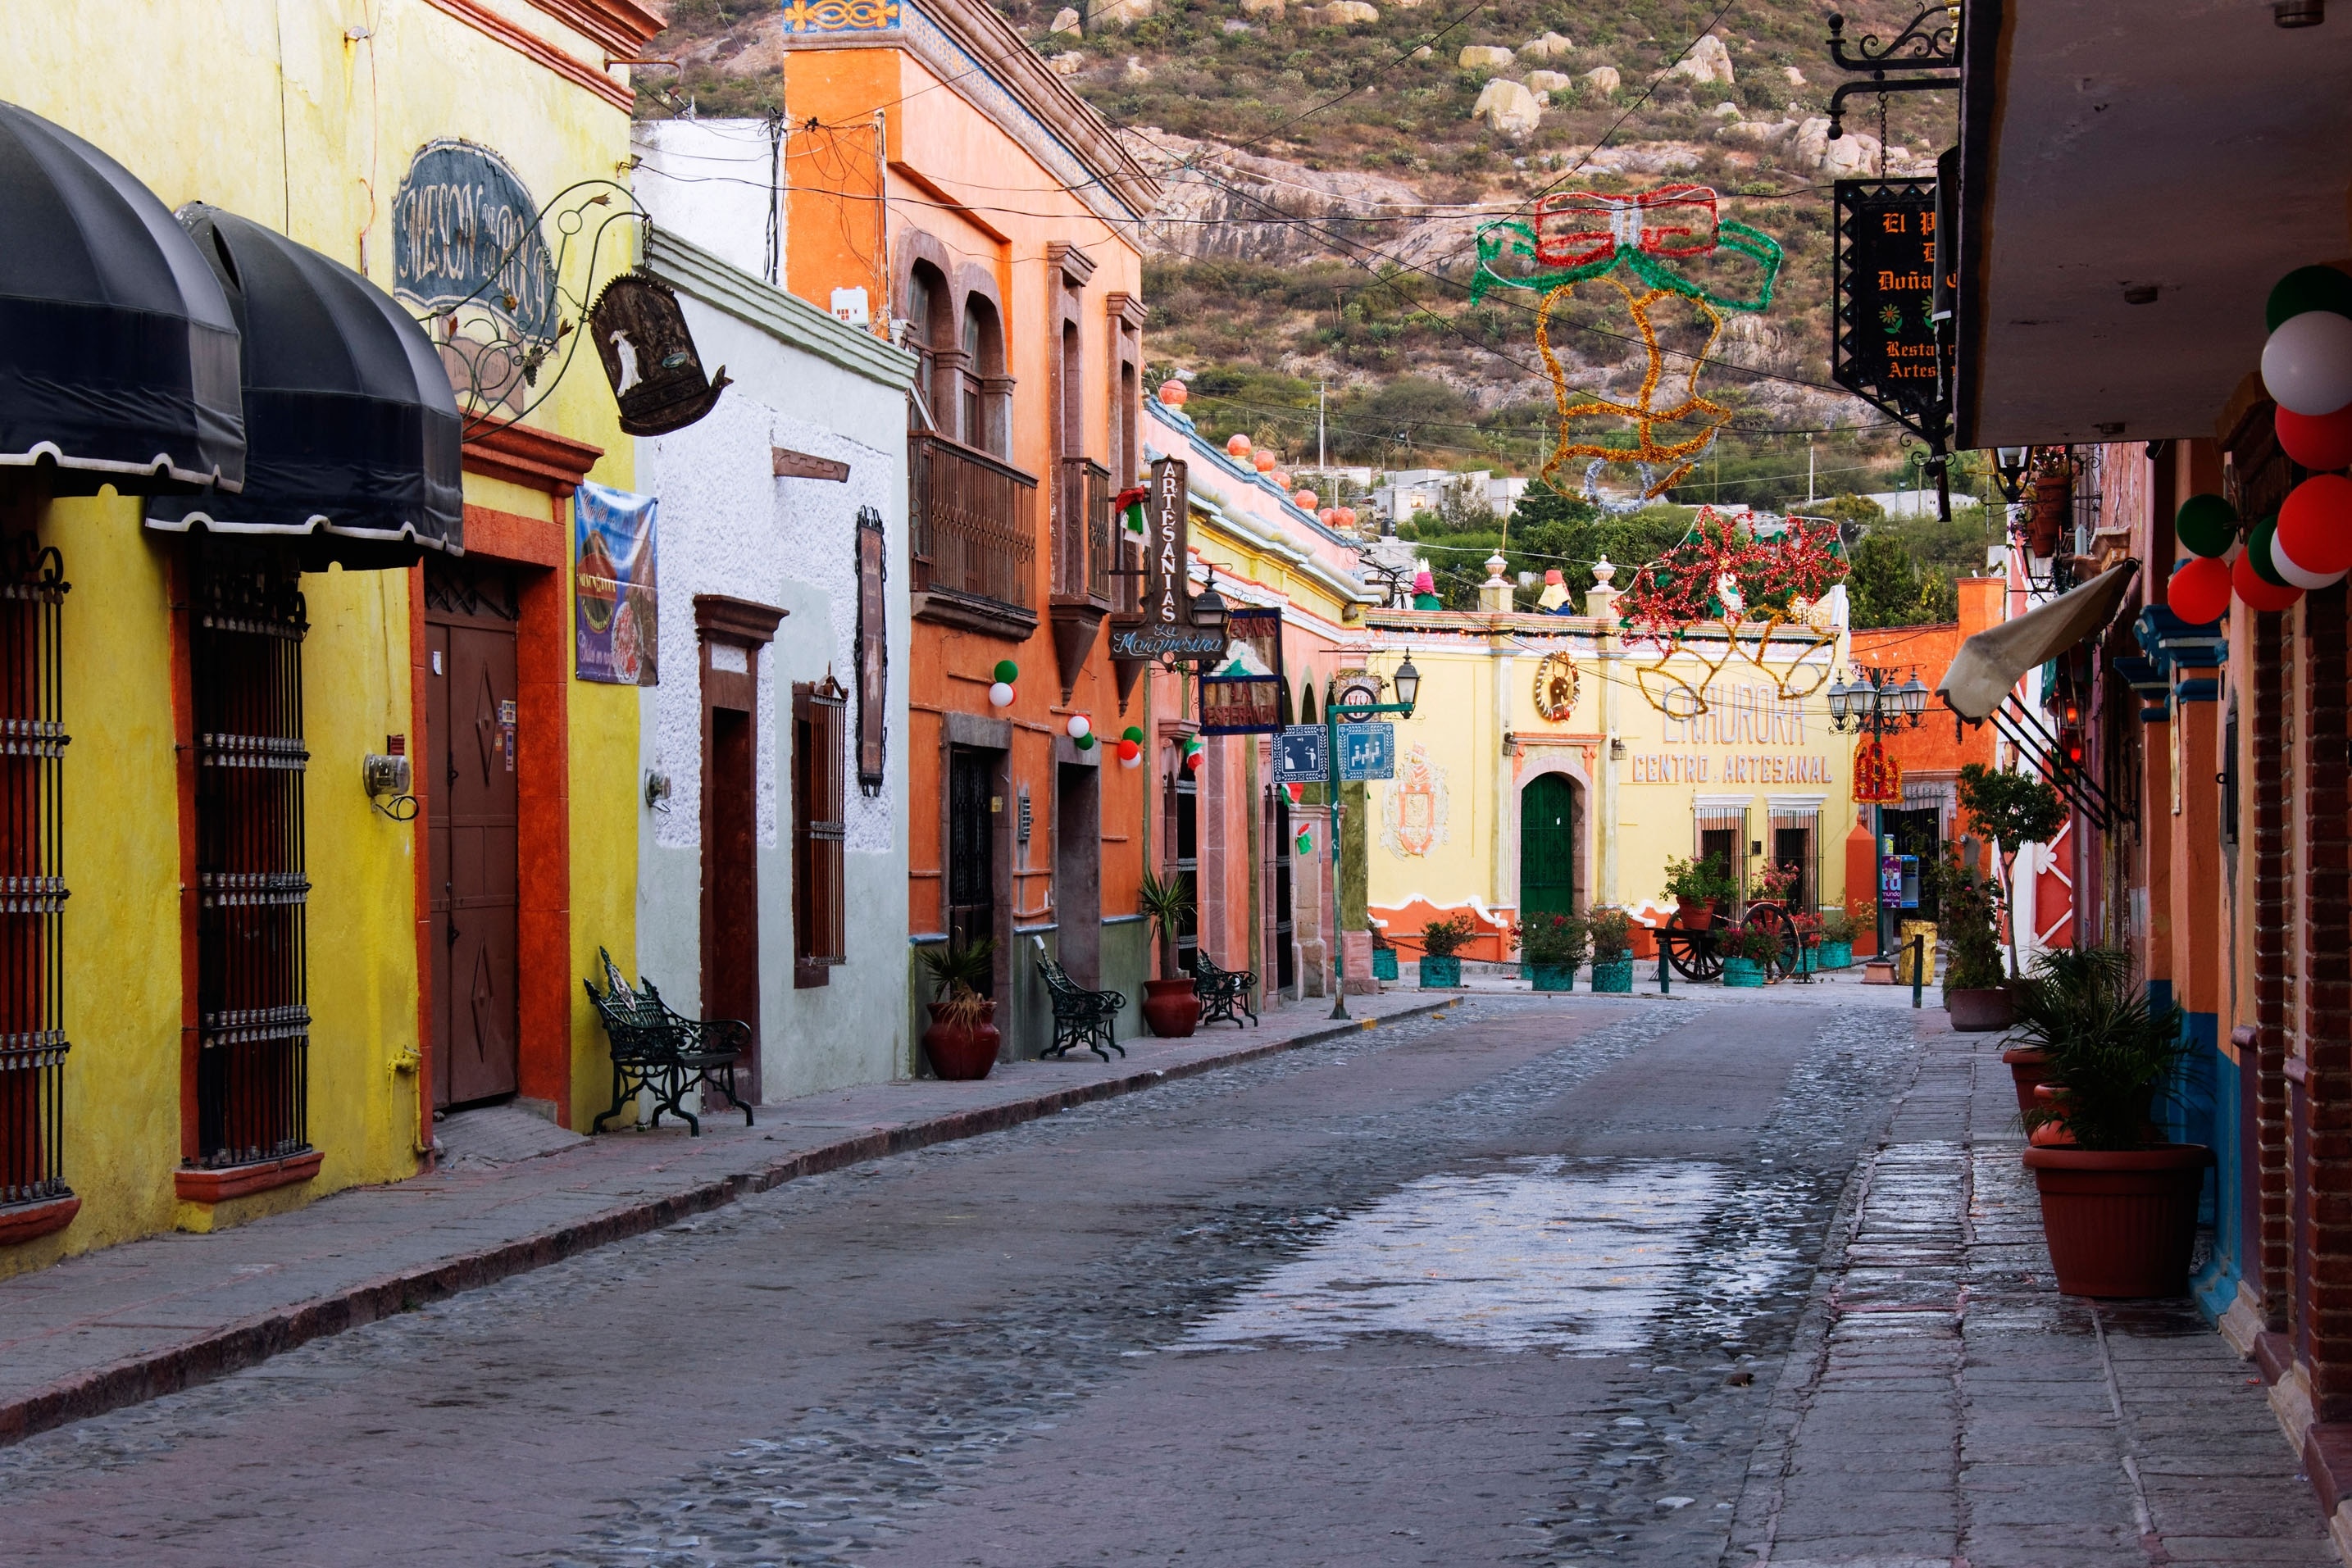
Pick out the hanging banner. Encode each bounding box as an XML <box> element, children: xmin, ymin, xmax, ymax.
<box><xmin>1200</xmin><ymin>606</ymin><xmax>1285</xmax><ymax>734</ymax></box>
<box><xmin>1831</xmin><ymin>178</ymin><xmax>1948</xmax><ymax>439</ymax></box>
<box><xmin>1852</xmin><ymin>735</ymin><xmax>1903</xmax><ymax>803</ymax></box>
<box><xmin>575</xmin><ymin>480</ymin><xmax>658</xmax><ymax>686</ymax></box>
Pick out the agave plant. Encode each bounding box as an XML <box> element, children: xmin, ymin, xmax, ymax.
<box><xmin>2014</xmin><ymin>946</ymin><xmax>2186</xmax><ymax>1150</ymax></box>
<box><xmin>1137</xmin><ymin>867</ymin><xmax>1193</xmax><ymax>977</ymax></box>
<box><xmin>916</xmin><ymin>934</ymin><xmax>998</xmax><ymax>1031</ymax></box>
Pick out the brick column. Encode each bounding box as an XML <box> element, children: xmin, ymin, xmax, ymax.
<box><xmin>2298</xmin><ymin>588</ymin><xmax>2352</xmax><ymax>1420</ymax></box>
<box><xmin>2253</xmin><ymin>607</ymin><xmax>2293</xmax><ymax>1328</ymax></box>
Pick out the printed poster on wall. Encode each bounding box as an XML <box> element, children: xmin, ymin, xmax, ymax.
<box><xmin>575</xmin><ymin>480</ymin><xmax>658</xmax><ymax>686</ymax></box>
<box><xmin>1199</xmin><ymin>607</ymin><xmax>1285</xmax><ymax>734</ymax></box>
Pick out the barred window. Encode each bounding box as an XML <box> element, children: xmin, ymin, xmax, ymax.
<box><xmin>0</xmin><ymin>539</ymin><xmax>66</xmax><ymax>1212</ymax></box>
<box><xmin>794</xmin><ymin>676</ymin><xmax>847</xmax><ymax>986</ymax></box>
<box><xmin>189</xmin><ymin>546</ymin><xmax>309</xmax><ymax>1170</ymax></box>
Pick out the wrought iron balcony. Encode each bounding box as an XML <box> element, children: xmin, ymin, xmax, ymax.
<box><xmin>912</xmin><ymin>432</ymin><xmax>1037</xmax><ymax>636</ymax></box>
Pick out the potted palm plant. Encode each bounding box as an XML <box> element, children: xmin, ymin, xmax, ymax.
<box><xmin>1934</xmin><ymin>852</ymin><xmax>2016</xmax><ymax>1030</ymax></box>
<box><xmin>1816</xmin><ymin>907</ymin><xmax>1856</xmax><ymax>971</ymax></box>
<box><xmin>1588</xmin><ymin>908</ymin><xmax>1635</xmax><ymax>993</ymax></box>
<box><xmin>2017</xmin><ymin>948</ymin><xmax>2210</xmax><ymax>1298</ymax></box>
<box><xmin>1137</xmin><ymin>868</ymin><xmax>1200</xmax><ymax>1037</ymax></box>
<box><xmin>1662</xmin><ymin>853</ymin><xmax>1736</xmax><ymax>930</ymax></box>
<box><xmin>915</xmin><ymin>935</ymin><xmax>1000</xmax><ymax>1079</ymax></box>
<box><xmin>1418</xmin><ymin>913</ymin><xmax>1475</xmax><ymax>988</ymax></box>
<box><xmin>1721</xmin><ymin>923</ymin><xmax>1778</xmax><ymax>988</ymax></box>
<box><xmin>1515</xmin><ymin>911</ymin><xmax>1589</xmax><ymax>993</ymax></box>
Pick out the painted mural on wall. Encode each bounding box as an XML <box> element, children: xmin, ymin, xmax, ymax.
<box><xmin>392</xmin><ymin>139</ymin><xmax>557</xmax><ymax>416</ymax></box>
<box><xmin>1381</xmin><ymin>743</ymin><xmax>1450</xmax><ymax>859</ymax></box>
<box><xmin>575</xmin><ymin>481</ymin><xmax>659</xmax><ymax>686</ymax></box>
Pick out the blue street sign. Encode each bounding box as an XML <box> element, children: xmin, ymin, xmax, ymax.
<box><xmin>1337</xmin><ymin>722</ymin><xmax>1394</xmax><ymax>782</ymax></box>
<box><xmin>1276</xmin><ymin>725</ymin><xmax>1328</xmax><ymax>784</ymax></box>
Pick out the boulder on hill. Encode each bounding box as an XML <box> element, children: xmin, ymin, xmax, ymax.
<box><xmin>1518</xmin><ymin>31</ymin><xmax>1574</xmax><ymax>62</ymax></box>
<box><xmin>1094</xmin><ymin>0</ymin><xmax>1153</xmax><ymax>25</ymax></box>
<box><xmin>1458</xmin><ymin>44</ymin><xmax>1515</xmax><ymax>70</ymax></box>
<box><xmin>1240</xmin><ymin>0</ymin><xmax>1284</xmax><ymax>13</ymax></box>
<box><xmin>1584</xmin><ymin>65</ymin><xmax>1621</xmax><ymax>93</ymax></box>
<box><xmin>1048</xmin><ymin>7</ymin><xmax>1080</xmax><ymax>34</ymax></box>
<box><xmin>1472</xmin><ymin>78</ymin><xmax>1543</xmax><ymax>137</ymax></box>
<box><xmin>1792</xmin><ymin>116</ymin><xmax>1879</xmax><ymax>175</ymax></box>
<box><xmin>1525</xmin><ymin>69</ymin><xmax>1571</xmax><ymax>93</ymax></box>
<box><xmin>1315</xmin><ymin>1</ymin><xmax>1380</xmax><ymax>22</ymax></box>
<box><xmin>1667</xmin><ymin>34</ymin><xmax>1734</xmax><ymax>85</ymax></box>
<box><xmin>1049</xmin><ymin>51</ymin><xmax>1086</xmax><ymax>73</ymax></box>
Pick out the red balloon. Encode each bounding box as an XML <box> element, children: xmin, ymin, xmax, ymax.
<box><xmin>2234</xmin><ymin>545</ymin><xmax>2304</xmax><ymax>611</ymax></box>
<box><xmin>2277</xmin><ymin>402</ymin><xmax>2352</xmax><ymax>470</ymax></box>
<box><xmin>2277</xmin><ymin>472</ymin><xmax>2352</xmax><ymax>576</ymax></box>
<box><xmin>1116</xmin><ymin>738</ymin><xmax>1140</xmax><ymax>761</ymax></box>
<box><xmin>2168</xmin><ymin>555</ymin><xmax>2231</xmax><ymax>625</ymax></box>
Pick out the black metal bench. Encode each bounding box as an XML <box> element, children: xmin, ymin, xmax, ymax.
<box><xmin>584</xmin><ymin>948</ymin><xmax>753</xmax><ymax>1135</ymax></box>
<box><xmin>1193</xmin><ymin>950</ymin><xmax>1258</xmax><ymax>1028</ymax></box>
<box><xmin>1034</xmin><ymin>937</ymin><xmax>1124</xmax><ymax>1061</ymax></box>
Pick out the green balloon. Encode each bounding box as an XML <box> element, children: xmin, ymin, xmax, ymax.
<box><xmin>2175</xmin><ymin>492</ymin><xmax>2238</xmax><ymax>558</ymax></box>
<box><xmin>2249</xmin><ymin>515</ymin><xmax>2289</xmax><ymax>587</ymax></box>
<box><xmin>1121</xmin><ymin>725</ymin><xmax>1144</xmax><ymax>743</ymax></box>
<box><xmin>993</xmin><ymin>659</ymin><xmax>1019</xmax><ymax>684</ymax></box>
<box><xmin>2268</xmin><ymin>266</ymin><xmax>2352</xmax><ymax>333</ymax></box>
<box><xmin>1075</xmin><ymin>731</ymin><xmax>1095</xmax><ymax>750</ymax></box>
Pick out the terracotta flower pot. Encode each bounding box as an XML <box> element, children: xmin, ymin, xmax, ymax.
<box><xmin>921</xmin><ymin>1001</ymin><xmax>1000</xmax><ymax>1080</ymax></box>
<box><xmin>2022</xmin><ymin>1143</ymin><xmax>2212</xmax><ymax>1298</ymax></box>
<box><xmin>1141</xmin><ymin>976</ymin><xmax>1200</xmax><ymax>1038</ymax></box>
<box><xmin>1676</xmin><ymin>896</ymin><xmax>1715</xmax><ymax>932</ymax></box>
<box><xmin>2002</xmin><ymin>1046</ymin><xmax>2053</xmax><ymax>1116</ymax></box>
<box><xmin>1947</xmin><ymin>985</ymin><xmax>2020</xmax><ymax>1032</ymax></box>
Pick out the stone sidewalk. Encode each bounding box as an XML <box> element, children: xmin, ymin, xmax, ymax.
<box><xmin>1728</xmin><ymin>1013</ymin><xmax>2336</xmax><ymax>1566</ymax></box>
<box><xmin>0</xmin><ymin>989</ymin><xmax>1447</xmax><ymax>1450</ymax></box>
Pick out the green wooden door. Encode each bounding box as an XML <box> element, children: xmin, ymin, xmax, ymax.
<box><xmin>1520</xmin><ymin>774</ymin><xmax>1577</xmax><ymax>920</ymax></box>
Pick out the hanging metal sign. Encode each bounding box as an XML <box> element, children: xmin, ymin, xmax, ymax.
<box><xmin>1275</xmin><ymin>725</ymin><xmax>1329</xmax><ymax>784</ymax></box>
<box><xmin>588</xmin><ymin>271</ymin><xmax>731</xmax><ymax>436</ymax></box>
<box><xmin>1831</xmin><ymin>179</ymin><xmax>1948</xmax><ymax>439</ymax></box>
<box><xmin>1337</xmin><ymin>721</ymin><xmax>1395</xmax><ymax>782</ymax></box>
<box><xmin>1200</xmin><ymin>607</ymin><xmax>1285</xmax><ymax>734</ymax></box>
<box><xmin>1108</xmin><ymin>456</ymin><xmax>1222</xmax><ymax>661</ymax></box>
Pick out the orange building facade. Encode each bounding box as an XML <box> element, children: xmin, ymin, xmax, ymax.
<box><xmin>774</xmin><ymin>0</ymin><xmax>1164</xmax><ymax>1054</ymax></box>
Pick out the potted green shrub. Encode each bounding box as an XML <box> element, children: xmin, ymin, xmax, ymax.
<box><xmin>1588</xmin><ymin>908</ymin><xmax>1635</xmax><ymax>993</ymax></box>
<box><xmin>1934</xmin><ymin>852</ymin><xmax>2016</xmax><ymax>1030</ymax></box>
<box><xmin>1515</xmin><ymin>911</ymin><xmax>1589</xmax><ymax>993</ymax></box>
<box><xmin>2017</xmin><ymin>948</ymin><xmax>2210</xmax><ymax>1298</ymax></box>
<box><xmin>1958</xmin><ymin>762</ymin><xmax>2068</xmax><ymax>979</ymax></box>
<box><xmin>1662</xmin><ymin>852</ymin><xmax>1736</xmax><ymax>930</ymax></box>
<box><xmin>1137</xmin><ymin>869</ymin><xmax>1200</xmax><ymax>1037</ymax></box>
<box><xmin>1418</xmin><ymin>913</ymin><xmax>1475</xmax><ymax>988</ymax></box>
<box><xmin>1720</xmin><ymin>922</ymin><xmax>1778</xmax><ymax>988</ymax></box>
<box><xmin>915</xmin><ymin>935</ymin><xmax>1000</xmax><ymax>1079</ymax></box>
<box><xmin>1816</xmin><ymin>907</ymin><xmax>1856</xmax><ymax>970</ymax></box>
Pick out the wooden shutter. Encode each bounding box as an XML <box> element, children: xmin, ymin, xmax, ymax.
<box><xmin>794</xmin><ymin>676</ymin><xmax>848</xmax><ymax>985</ymax></box>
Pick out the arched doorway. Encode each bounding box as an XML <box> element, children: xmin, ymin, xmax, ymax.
<box><xmin>1520</xmin><ymin>774</ymin><xmax>1580</xmax><ymax>920</ymax></box>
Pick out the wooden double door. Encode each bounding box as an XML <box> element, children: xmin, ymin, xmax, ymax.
<box><xmin>427</xmin><ymin>579</ymin><xmax>521</xmax><ymax>1110</ymax></box>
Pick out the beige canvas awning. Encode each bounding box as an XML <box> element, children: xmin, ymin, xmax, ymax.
<box><xmin>1936</xmin><ymin>563</ymin><xmax>2136</xmax><ymax>721</ymax></box>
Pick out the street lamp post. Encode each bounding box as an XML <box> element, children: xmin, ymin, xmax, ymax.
<box><xmin>1827</xmin><ymin>664</ymin><xmax>1928</xmax><ymax>953</ymax></box>
<box><xmin>1323</xmin><ymin>652</ymin><xmax>1420</xmax><ymax>1020</ymax></box>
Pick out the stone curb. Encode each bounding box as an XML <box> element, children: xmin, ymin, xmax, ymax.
<box><xmin>0</xmin><ymin>998</ymin><xmax>1457</xmax><ymax>1450</ymax></box>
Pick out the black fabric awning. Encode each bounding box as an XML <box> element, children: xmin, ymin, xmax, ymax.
<box><xmin>145</xmin><ymin>206</ymin><xmax>462</xmax><ymax>568</ymax></box>
<box><xmin>0</xmin><ymin>101</ymin><xmax>243</xmax><ymax>493</ymax></box>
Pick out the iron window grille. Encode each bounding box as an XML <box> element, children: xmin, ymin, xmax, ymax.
<box><xmin>189</xmin><ymin>544</ymin><xmax>310</xmax><ymax>1170</ymax></box>
<box><xmin>0</xmin><ymin>539</ymin><xmax>67</xmax><ymax>1211</ymax></box>
<box><xmin>794</xmin><ymin>675</ymin><xmax>848</xmax><ymax>986</ymax></box>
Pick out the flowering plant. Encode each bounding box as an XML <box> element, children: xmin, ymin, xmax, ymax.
<box><xmin>1514</xmin><ymin>911</ymin><xmax>1590</xmax><ymax>967</ymax></box>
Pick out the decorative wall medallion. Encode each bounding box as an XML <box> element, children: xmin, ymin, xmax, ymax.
<box><xmin>1381</xmin><ymin>743</ymin><xmax>1450</xmax><ymax>859</ymax></box>
<box><xmin>1333</xmin><ymin>670</ymin><xmax>1382</xmax><ymax>720</ymax></box>
<box><xmin>1531</xmin><ymin>652</ymin><xmax>1580</xmax><ymax>722</ymax></box>
<box><xmin>781</xmin><ymin>0</ymin><xmax>901</xmax><ymax>32</ymax></box>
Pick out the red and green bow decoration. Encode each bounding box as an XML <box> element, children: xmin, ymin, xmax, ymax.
<box><xmin>1469</xmin><ymin>186</ymin><xmax>1783</xmax><ymax>312</ymax></box>
<box><xmin>1115</xmin><ymin>485</ymin><xmax>1149</xmax><ymax>538</ymax></box>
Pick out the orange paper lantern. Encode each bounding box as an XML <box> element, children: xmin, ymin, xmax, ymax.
<box><xmin>1226</xmin><ymin>433</ymin><xmax>1252</xmax><ymax>458</ymax></box>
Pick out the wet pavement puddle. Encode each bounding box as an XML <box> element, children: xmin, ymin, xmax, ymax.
<box><xmin>1181</xmin><ymin>1157</ymin><xmax>1723</xmax><ymax>1354</ymax></box>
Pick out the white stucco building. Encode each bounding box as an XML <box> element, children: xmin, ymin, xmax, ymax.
<box><xmin>628</xmin><ymin>124</ymin><xmax>919</xmax><ymax>1101</ymax></box>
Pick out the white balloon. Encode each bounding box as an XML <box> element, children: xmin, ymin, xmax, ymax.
<box><xmin>1067</xmin><ymin>713</ymin><xmax>1091</xmax><ymax>739</ymax></box>
<box><xmin>987</xmin><ymin>681</ymin><xmax>1015</xmax><ymax>708</ymax></box>
<box><xmin>2272</xmin><ymin>527</ymin><xmax>2347</xmax><ymax>590</ymax></box>
<box><xmin>1119</xmin><ymin>751</ymin><xmax>1142</xmax><ymax>769</ymax></box>
<box><xmin>2263</xmin><ymin>310</ymin><xmax>2352</xmax><ymax>415</ymax></box>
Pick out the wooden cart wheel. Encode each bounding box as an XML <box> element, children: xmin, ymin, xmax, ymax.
<box><xmin>1664</xmin><ymin>911</ymin><xmax>1724</xmax><ymax>982</ymax></box>
<box><xmin>1741</xmin><ymin>902</ymin><xmax>1803</xmax><ymax>979</ymax></box>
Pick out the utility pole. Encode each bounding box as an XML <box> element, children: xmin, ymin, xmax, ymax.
<box><xmin>1807</xmin><ymin>434</ymin><xmax>1815</xmax><ymax>506</ymax></box>
<box><xmin>1318</xmin><ymin>382</ymin><xmax>1326</xmax><ymax>478</ymax></box>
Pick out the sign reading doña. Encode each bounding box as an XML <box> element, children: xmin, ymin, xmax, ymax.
<box><xmin>1832</xmin><ymin>178</ymin><xmax>1946</xmax><ymax>429</ymax></box>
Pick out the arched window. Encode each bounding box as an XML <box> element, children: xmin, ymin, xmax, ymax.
<box><xmin>962</xmin><ymin>296</ymin><xmax>1007</xmax><ymax>457</ymax></box>
<box><xmin>905</xmin><ymin>262</ymin><xmax>950</xmax><ymax>433</ymax></box>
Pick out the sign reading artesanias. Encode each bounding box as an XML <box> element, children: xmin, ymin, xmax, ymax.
<box><xmin>1108</xmin><ymin>457</ymin><xmax>1222</xmax><ymax>661</ymax></box>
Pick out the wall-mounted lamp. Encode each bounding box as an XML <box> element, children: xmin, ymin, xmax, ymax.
<box><xmin>644</xmin><ymin>769</ymin><xmax>674</xmax><ymax>814</ymax></box>
<box><xmin>364</xmin><ymin>737</ymin><xmax>417</xmax><ymax>821</ymax></box>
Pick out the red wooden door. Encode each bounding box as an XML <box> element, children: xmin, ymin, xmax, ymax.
<box><xmin>428</xmin><ymin>616</ymin><xmax>521</xmax><ymax>1108</ymax></box>
<box><xmin>703</xmin><ymin>698</ymin><xmax>759</xmax><ymax>1101</ymax></box>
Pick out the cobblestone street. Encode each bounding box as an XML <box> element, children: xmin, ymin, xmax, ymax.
<box><xmin>0</xmin><ymin>987</ymin><xmax>2331</xmax><ymax>1566</ymax></box>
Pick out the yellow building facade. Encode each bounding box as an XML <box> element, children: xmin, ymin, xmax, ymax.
<box><xmin>1361</xmin><ymin>564</ymin><xmax>1862</xmax><ymax>962</ymax></box>
<box><xmin>0</xmin><ymin>0</ymin><xmax>659</xmax><ymax>1273</ymax></box>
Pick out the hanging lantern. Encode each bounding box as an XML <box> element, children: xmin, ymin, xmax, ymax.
<box><xmin>2233</xmin><ymin>541</ymin><xmax>2304</xmax><ymax>611</ymax></box>
<box><xmin>1226</xmin><ymin>433</ymin><xmax>1253</xmax><ymax>459</ymax></box>
<box><xmin>2277</xmin><ymin>402</ymin><xmax>2352</xmax><ymax>471</ymax></box>
<box><xmin>1066</xmin><ymin>713</ymin><xmax>1091</xmax><ymax>740</ymax></box>
<box><xmin>2277</xmin><ymin>473</ymin><xmax>2352</xmax><ymax>580</ymax></box>
<box><xmin>2261</xmin><ymin>308</ymin><xmax>2352</xmax><ymax>415</ymax></box>
<box><xmin>1158</xmin><ymin>379</ymin><xmax>1189</xmax><ymax>407</ymax></box>
<box><xmin>2029</xmin><ymin>470</ymin><xmax>2070</xmax><ymax>557</ymax></box>
<box><xmin>2169</xmin><ymin>555</ymin><xmax>2232</xmax><ymax>625</ymax></box>
<box><xmin>2173</xmin><ymin>493</ymin><xmax>2238</xmax><ymax>558</ymax></box>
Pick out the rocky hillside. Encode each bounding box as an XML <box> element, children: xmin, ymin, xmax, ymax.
<box><xmin>644</xmin><ymin>0</ymin><xmax>1963</xmax><ymax>502</ymax></box>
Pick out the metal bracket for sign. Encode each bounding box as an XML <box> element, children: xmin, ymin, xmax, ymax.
<box><xmin>1986</xmin><ymin>693</ymin><xmax>2125</xmax><ymax>831</ymax></box>
<box><xmin>1831</xmin><ymin>176</ymin><xmax>1954</xmax><ymax>519</ymax></box>
<box><xmin>1822</xmin><ymin>7</ymin><xmax>1960</xmax><ymax>142</ymax></box>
